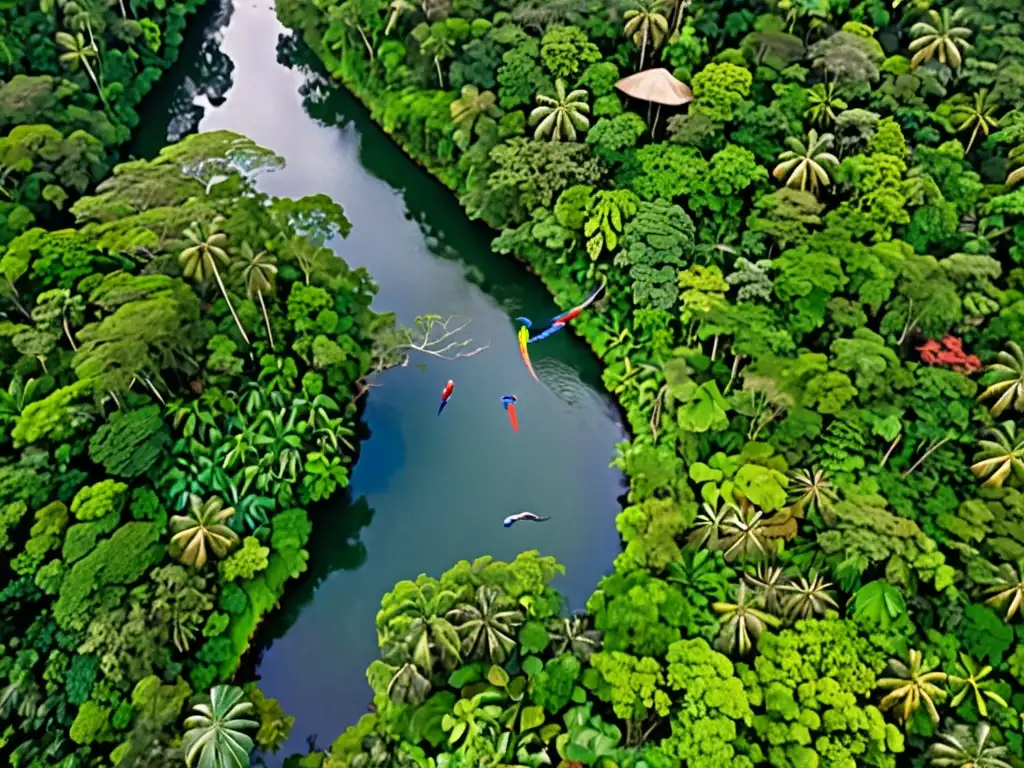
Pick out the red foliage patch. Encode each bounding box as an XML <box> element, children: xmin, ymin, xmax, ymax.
<box><xmin>917</xmin><ymin>336</ymin><xmax>982</xmax><ymax>374</ymax></box>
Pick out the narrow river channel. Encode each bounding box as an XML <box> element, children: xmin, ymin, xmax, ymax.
<box><xmin>132</xmin><ymin>1</ymin><xmax>627</xmax><ymax>761</ymax></box>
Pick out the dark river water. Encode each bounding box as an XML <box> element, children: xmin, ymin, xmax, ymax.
<box><xmin>132</xmin><ymin>1</ymin><xmax>626</xmax><ymax>761</ymax></box>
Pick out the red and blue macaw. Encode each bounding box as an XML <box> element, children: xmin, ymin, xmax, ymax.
<box><xmin>501</xmin><ymin>394</ymin><xmax>519</xmax><ymax>432</ymax></box>
<box><xmin>516</xmin><ymin>283</ymin><xmax>606</xmax><ymax>343</ymax></box>
<box><xmin>438</xmin><ymin>379</ymin><xmax>454</xmax><ymax>416</ymax></box>
<box><xmin>517</xmin><ymin>326</ymin><xmax>540</xmax><ymax>382</ymax></box>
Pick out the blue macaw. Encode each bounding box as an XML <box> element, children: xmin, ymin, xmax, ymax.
<box><xmin>516</xmin><ymin>283</ymin><xmax>605</xmax><ymax>343</ymax></box>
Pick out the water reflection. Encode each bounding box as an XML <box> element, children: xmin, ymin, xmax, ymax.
<box><xmin>130</xmin><ymin>0</ymin><xmax>236</xmax><ymax>153</ymax></box>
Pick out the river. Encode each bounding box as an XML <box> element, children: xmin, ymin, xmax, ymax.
<box><xmin>132</xmin><ymin>1</ymin><xmax>627</xmax><ymax>761</ymax></box>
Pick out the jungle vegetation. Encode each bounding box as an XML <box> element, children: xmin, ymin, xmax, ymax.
<box><xmin>0</xmin><ymin>122</ymin><xmax>401</xmax><ymax>765</ymax></box>
<box><xmin>273</xmin><ymin>0</ymin><xmax>1024</xmax><ymax>764</ymax></box>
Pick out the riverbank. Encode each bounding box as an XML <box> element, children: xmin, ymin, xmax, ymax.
<box><xmin>120</xmin><ymin>4</ymin><xmax>627</xmax><ymax>760</ymax></box>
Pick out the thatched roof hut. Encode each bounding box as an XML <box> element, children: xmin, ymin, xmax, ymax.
<box><xmin>614</xmin><ymin>68</ymin><xmax>693</xmax><ymax>134</ymax></box>
<box><xmin>614</xmin><ymin>68</ymin><xmax>694</xmax><ymax>105</ymax></box>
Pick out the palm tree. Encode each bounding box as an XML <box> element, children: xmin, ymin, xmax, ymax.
<box><xmin>927</xmin><ymin>722</ymin><xmax>1011</xmax><ymax>768</ymax></box>
<box><xmin>623</xmin><ymin>0</ymin><xmax>669</xmax><ymax>70</ymax></box>
<box><xmin>529</xmin><ymin>80</ymin><xmax>591</xmax><ymax>142</ymax></box>
<box><xmin>977</xmin><ymin>341</ymin><xmax>1024</xmax><ymax>416</ymax></box>
<box><xmin>687</xmin><ymin>499</ymin><xmax>733</xmax><ymax>550</ymax></box>
<box><xmin>234</xmin><ymin>243</ymin><xmax>278</xmax><ymax>350</ymax></box>
<box><xmin>412</xmin><ymin>22</ymin><xmax>455</xmax><ymax>88</ymax></box>
<box><xmin>547</xmin><ymin>614</ymin><xmax>602</xmax><ymax>661</ymax></box>
<box><xmin>787</xmin><ymin>468</ymin><xmax>839</xmax><ymax>522</ymax></box>
<box><xmin>876</xmin><ymin>649</ymin><xmax>948</xmax><ymax>725</ymax></box>
<box><xmin>951</xmin><ymin>89</ymin><xmax>1000</xmax><ymax>153</ymax></box>
<box><xmin>779</xmin><ymin>572</ymin><xmax>838</xmax><ymax>619</ymax></box>
<box><xmin>712</xmin><ymin>582</ymin><xmax>782</xmax><ymax>655</ymax></box>
<box><xmin>1007</xmin><ymin>144</ymin><xmax>1024</xmax><ymax>186</ymax></box>
<box><xmin>451</xmin><ymin>85</ymin><xmax>501</xmax><ymax>146</ymax></box>
<box><xmin>379</xmin><ymin>582</ymin><xmax>462</xmax><ymax>675</ymax></box>
<box><xmin>384</xmin><ymin>0</ymin><xmax>416</xmax><ymax>35</ymax></box>
<box><xmin>55</xmin><ymin>31</ymin><xmax>104</xmax><ymax>104</ymax></box>
<box><xmin>168</xmin><ymin>494</ymin><xmax>240</xmax><ymax>568</ymax></box>
<box><xmin>720</xmin><ymin>501</ymin><xmax>768</xmax><ymax>562</ymax></box>
<box><xmin>447</xmin><ymin>585</ymin><xmax>524</xmax><ymax>664</ymax></box>
<box><xmin>948</xmin><ymin>654</ymin><xmax>1008</xmax><ymax>718</ymax></box>
<box><xmin>744</xmin><ymin>563</ymin><xmax>789</xmax><ymax>615</ymax></box>
<box><xmin>909</xmin><ymin>8</ymin><xmax>973</xmax><ymax>70</ymax></box>
<box><xmin>772</xmin><ymin>129</ymin><xmax>839</xmax><ymax>196</ymax></box>
<box><xmin>983</xmin><ymin>560</ymin><xmax>1024</xmax><ymax>621</ymax></box>
<box><xmin>182</xmin><ymin>685</ymin><xmax>259</xmax><ymax>768</ymax></box>
<box><xmin>970</xmin><ymin>421</ymin><xmax>1024</xmax><ymax>487</ymax></box>
<box><xmin>180</xmin><ymin>216</ymin><xmax>251</xmax><ymax>345</ymax></box>
<box><xmin>804</xmin><ymin>82</ymin><xmax>847</xmax><ymax>126</ymax></box>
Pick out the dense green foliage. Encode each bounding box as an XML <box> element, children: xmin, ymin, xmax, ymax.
<box><xmin>278</xmin><ymin>0</ymin><xmax>1024</xmax><ymax>763</ymax></box>
<box><xmin>0</xmin><ymin>126</ymin><xmax>393</xmax><ymax>765</ymax></box>
<box><xmin>0</xmin><ymin>0</ymin><xmax>216</xmax><ymax>246</ymax></box>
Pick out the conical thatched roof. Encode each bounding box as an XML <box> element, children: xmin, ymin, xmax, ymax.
<box><xmin>614</xmin><ymin>68</ymin><xmax>693</xmax><ymax>105</ymax></box>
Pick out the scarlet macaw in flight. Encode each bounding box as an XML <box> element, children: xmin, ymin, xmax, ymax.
<box><xmin>437</xmin><ymin>379</ymin><xmax>454</xmax><ymax>415</ymax></box>
<box><xmin>501</xmin><ymin>394</ymin><xmax>519</xmax><ymax>432</ymax></box>
<box><xmin>516</xmin><ymin>283</ymin><xmax>606</xmax><ymax>343</ymax></box>
<box><xmin>517</xmin><ymin>326</ymin><xmax>540</xmax><ymax>382</ymax></box>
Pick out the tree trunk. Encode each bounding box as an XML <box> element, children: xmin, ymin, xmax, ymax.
<box><xmin>210</xmin><ymin>262</ymin><xmax>252</xmax><ymax>345</ymax></box>
<box><xmin>434</xmin><ymin>56</ymin><xmax>443</xmax><ymax>88</ymax></box>
<box><xmin>62</xmin><ymin>316</ymin><xmax>78</xmax><ymax>350</ymax></box>
<box><xmin>639</xmin><ymin>30</ymin><xmax>648</xmax><ymax>70</ymax></box>
<box><xmin>652</xmin><ymin>103</ymin><xmax>663</xmax><ymax>136</ymax></box>
<box><xmin>3</xmin><ymin>278</ymin><xmax>32</xmax><ymax>320</ymax></box>
<box><xmin>258</xmin><ymin>290</ymin><xmax>275</xmax><ymax>350</ymax></box>
<box><xmin>966</xmin><ymin>123</ymin><xmax>980</xmax><ymax>154</ymax></box>
<box><xmin>357</xmin><ymin>25</ymin><xmax>375</xmax><ymax>59</ymax></box>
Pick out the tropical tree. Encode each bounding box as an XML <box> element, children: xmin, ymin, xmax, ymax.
<box><xmin>970</xmin><ymin>421</ymin><xmax>1024</xmax><ymax>487</ymax></box>
<box><xmin>623</xmin><ymin>0</ymin><xmax>669</xmax><ymax>70</ymax></box>
<box><xmin>712</xmin><ymin>582</ymin><xmax>781</xmax><ymax>655</ymax></box>
<box><xmin>450</xmin><ymin>85</ymin><xmax>501</xmax><ymax>146</ymax></box>
<box><xmin>909</xmin><ymin>7</ymin><xmax>973</xmax><ymax>70</ymax></box>
<box><xmin>180</xmin><ymin>216</ymin><xmax>251</xmax><ymax>345</ymax></box>
<box><xmin>778</xmin><ymin>572</ymin><xmax>838</xmax><ymax>619</ymax></box>
<box><xmin>927</xmin><ymin>722</ymin><xmax>1011</xmax><ymax>768</ymax></box>
<box><xmin>804</xmin><ymin>82</ymin><xmax>847</xmax><ymax>125</ymax></box>
<box><xmin>182</xmin><ymin>685</ymin><xmax>259</xmax><ymax>768</ymax></box>
<box><xmin>55</xmin><ymin>31</ymin><xmax>104</xmax><ymax>103</ymax></box>
<box><xmin>951</xmin><ymin>89</ymin><xmax>1000</xmax><ymax>153</ymax></box>
<box><xmin>529</xmin><ymin>80</ymin><xmax>591</xmax><ymax>142</ymax></box>
<box><xmin>447</xmin><ymin>585</ymin><xmax>524</xmax><ymax>664</ymax></box>
<box><xmin>234</xmin><ymin>242</ymin><xmax>278</xmax><ymax>350</ymax></box>
<box><xmin>977</xmin><ymin>341</ymin><xmax>1024</xmax><ymax>416</ymax></box>
<box><xmin>547</xmin><ymin>614</ymin><xmax>602</xmax><ymax>661</ymax></box>
<box><xmin>1007</xmin><ymin>143</ymin><xmax>1024</xmax><ymax>186</ymax></box>
<box><xmin>720</xmin><ymin>502</ymin><xmax>769</xmax><ymax>561</ymax></box>
<box><xmin>168</xmin><ymin>494</ymin><xmax>240</xmax><ymax>568</ymax></box>
<box><xmin>384</xmin><ymin>0</ymin><xmax>416</xmax><ymax>35</ymax></box>
<box><xmin>412</xmin><ymin>21</ymin><xmax>456</xmax><ymax>88</ymax></box>
<box><xmin>772</xmin><ymin>129</ymin><xmax>839</xmax><ymax>196</ymax></box>
<box><xmin>379</xmin><ymin>581</ymin><xmax>462</xmax><ymax>675</ymax></box>
<box><xmin>787</xmin><ymin>467</ymin><xmax>839</xmax><ymax>521</ymax></box>
<box><xmin>876</xmin><ymin>649</ymin><xmax>948</xmax><ymax>725</ymax></box>
<box><xmin>743</xmin><ymin>563</ymin><xmax>788</xmax><ymax>615</ymax></box>
<box><xmin>983</xmin><ymin>560</ymin><xmax>1024</xmax><ymax>621</ymax></box>
<box><xmin>948</xmin><ymin>654</ymin><xmax>1009</xmax><ymax>718</ymax></box>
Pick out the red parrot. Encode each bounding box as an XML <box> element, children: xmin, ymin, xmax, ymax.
<box><xmin>501</xmin><ymin>394</ymin><xmax>519</xmax><ymax>432</ymax></box>
<box><xmin>438</xmin><ymin>379</ymin><xmax>454</xmax><ymax>415</ymax></box>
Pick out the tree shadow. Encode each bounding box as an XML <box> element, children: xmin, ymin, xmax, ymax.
<box><xmin>129</xmin><ymin>0</ymin><xmax>237</xmax><ymax>158</ymax></box>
